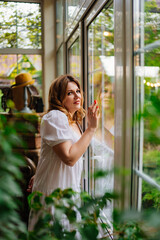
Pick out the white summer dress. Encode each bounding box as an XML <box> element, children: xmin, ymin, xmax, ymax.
<box><xmin>28</xmin><ymin>110</ymin><xmax>83</xmax><ymax>231</ymax></box>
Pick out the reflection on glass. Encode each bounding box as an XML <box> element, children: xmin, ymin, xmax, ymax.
<box><xmin>0</xmin><ymin>1</ymin><xmax>41</xmax><ymax>49</ymax></box>
<box><xmin>0</xmin><ymin>54</ymin><xmax>42</xmax><ymax>95</ymax></box>
<box><xmin>68</xmin><ymin>38</ymin><xmax>80</xmax><ymax>79</ymax></box>
<box><xmin>88</xmin><ymin>3</ymin><xmax>114</xmax><ymax>225</ymax></box>
<box><xmin>134</xmin><ymin>0</ymin><xmax>160</xmax><ymax>210</ymax></box>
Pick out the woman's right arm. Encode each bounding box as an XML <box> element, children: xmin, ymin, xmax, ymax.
<box><xmin>53</xmin><ymin>102</ymin><xmax>99</xmax><ymax>167</ymax></box>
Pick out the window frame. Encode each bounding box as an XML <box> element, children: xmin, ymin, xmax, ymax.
<box><xmin>114</xmin><ymin>0</ymin><xmax>133</xmax><ymax>209</ymax></box>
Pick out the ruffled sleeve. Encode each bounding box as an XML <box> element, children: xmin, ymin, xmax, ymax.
<box><xmin>40</xmin><ymin>110</ymin><xmax>72</xmax><ymax>147</ymax></box>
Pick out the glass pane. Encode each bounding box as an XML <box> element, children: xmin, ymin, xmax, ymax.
<box><xmin>0</xmin><ymin>1</ymin><xmax>41</xmax><ymax>49</ymax></box>
<box><xmin>87</xmin><ymin>3</ymin><xmax>114</xmax><ymax>223</ymax></box>
<box><xmin>68</xmin><ymin>38</ymin><xmax>80</xmax><ymax>79</ymax></box>
<box><xmin>133</xmin><ymin>0</ymin><xmax>160</xmax><ymax>209</ymax></box>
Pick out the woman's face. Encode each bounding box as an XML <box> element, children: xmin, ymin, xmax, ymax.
<box><xmin>63</xmin><ymin>81</ymin><xmax>82</xmax><ymax>115</ymax></box>
<box><xmin>100</xmin><ymin>84</ymin><xmax>113</xmax><ymax>109</ymax></box>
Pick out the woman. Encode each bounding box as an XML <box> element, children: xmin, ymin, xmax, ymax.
<box><xmin>28</xmin><ymin>74</ymin><xmax>99</xmax><ymax>230</ymax></box>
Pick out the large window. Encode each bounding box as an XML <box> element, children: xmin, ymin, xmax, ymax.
<box><xmin>133</xmin><ymin>0</ymin><xmax>160</xmax><ymax>210</ymax></box>
<box><xmin>87</xmin><ymin>2</ymin><xmax>114</xmax><ymax>223</ymax></box>
<box><xmin>0</xmin><ymin>1</ymin><xmax>42</xmax><ymax>100</ymax></box>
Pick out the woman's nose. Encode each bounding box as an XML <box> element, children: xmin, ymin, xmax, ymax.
<box><xmin>74</xmin><ymin>92</ymin><xmax>80</xmax><ymax>98</ymax></box>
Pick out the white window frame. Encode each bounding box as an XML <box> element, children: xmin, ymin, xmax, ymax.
<box><xmin>114</xmin><ymin>0</ymin><xmax>133</xmax><ymax>209</ymax></box>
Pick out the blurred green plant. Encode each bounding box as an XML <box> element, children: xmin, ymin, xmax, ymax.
<box><xmin>0</xmin><ymin>110</ymin><xmax>39</xmax><ymax>239</ymax></box>
<box><xmin>0</xmin><ymin>114</ymin><xmax>27</xmax><ymax>239</ymax></box>
<box><xmin>113</xmin><ymin>209</ymin><xmax>160</xmax><ymax>240</ymax></box>
<box><xmin>26</xmin><ymin>186</ymin><xmax>160</xmax><ymax>240</ymax></box>
<box><xmin>27</xmin><ymin>187</ymin><xmax>117</xmax><ymax>240</ymax></box>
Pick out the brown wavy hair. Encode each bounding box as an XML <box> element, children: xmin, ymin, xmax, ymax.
<box><xmin>48</xmin><ymin>74</ymin><xmax>85</xmax><ymax>124</ymax></box>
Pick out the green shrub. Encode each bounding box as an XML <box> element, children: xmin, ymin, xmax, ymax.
<box><xmin>0</xmin><ymin>114</ymin><xmax>27</xmax><ymax>240</ymax></box>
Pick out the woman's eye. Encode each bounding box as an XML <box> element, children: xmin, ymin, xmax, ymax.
<box><xmin>104</xmin><ymin>89</ymin><xmax>108</xmax><ymax>93</ymax></box>
<box><xmin>67</xmin><ymin>90</ymin><xmax>80</xmax><ymax>95</ymax></box>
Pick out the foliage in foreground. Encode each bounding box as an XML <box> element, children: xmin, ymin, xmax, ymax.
<box><xmin>0</xmin><ymin>112</ymin><xmax>37</xmax><ymax>240</ymax></box>
<box><xmin>27</xmin><ymin>188</ymin><xmax>116</xmax><ymax>240</ymax></box>
<box><xmin>0</xmin><ymin>114</ymin><xmax>27</xmax><ymax>239</ymax></box>
<box><xmin>26</xmin><ymin>187</ymin><xmax>160</xmax><ymax>240</ymax></box>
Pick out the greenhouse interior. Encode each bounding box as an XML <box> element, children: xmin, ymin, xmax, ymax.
<box><xmin>0</xmin><ymin>0</ymin><xmax>160</xmax><ymax>239</ymax></box>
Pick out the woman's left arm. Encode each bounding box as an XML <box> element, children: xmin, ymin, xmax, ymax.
<box><xmin>52</xmin><ymin>102</ymin><xmax>99</xmax><ymax>166</ymax></box>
